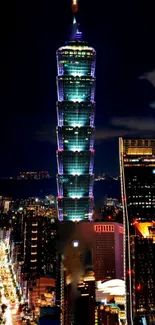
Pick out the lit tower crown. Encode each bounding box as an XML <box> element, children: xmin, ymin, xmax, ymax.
<box><xmin>56</xmin><ymin>0</ymin><xmax>96</xmax><ymax>221</ymax></box>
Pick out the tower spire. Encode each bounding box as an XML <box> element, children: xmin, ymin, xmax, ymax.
<box><xmin>71</xmin><ymin>0</ymin><xmax>82</xmax><ymax>41</ymax></box>
<box><xmin>71</xmin><ymin>0</ymin><xmax>78</xmax><ymax>24</ymax></box>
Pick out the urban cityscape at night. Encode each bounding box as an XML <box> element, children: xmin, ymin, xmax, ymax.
<box><xmin>1</xmin><ymin>0</ymin><xmax>155</xmax><ymax>324</ymax></box>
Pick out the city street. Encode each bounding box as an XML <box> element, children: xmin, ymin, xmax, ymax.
<box><xmin>0</xmin><ymin>239</ymin><xmax>22</xmax><ymax>325</ymax></box>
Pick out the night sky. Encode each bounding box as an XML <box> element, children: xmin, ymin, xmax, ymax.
<box><xmin>1</xmin><ymin>0</ymin><xmax>155</xmax><ymax>177</ymax></box>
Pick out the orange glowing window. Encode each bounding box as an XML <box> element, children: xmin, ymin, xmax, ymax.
<box><xmin>127</xmin><ymin>148</ymin><xmax>152</xmax><ymax>155</ymax></box>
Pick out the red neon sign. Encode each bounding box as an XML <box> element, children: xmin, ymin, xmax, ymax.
<box><xmin>94</xmin><ymin>224</ymin><xmax>114</xmax><ymax>233</ymax></box>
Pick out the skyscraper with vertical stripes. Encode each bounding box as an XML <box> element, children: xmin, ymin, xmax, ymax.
<box><xmin>56</xmin><ymin>1</ymin><xmax>96</xmax><ymax>221</ymax></box>
<box><xmin>119</xmin><ymin>138</ymin><xmax>155</xmax><ymax>324</ymax></box>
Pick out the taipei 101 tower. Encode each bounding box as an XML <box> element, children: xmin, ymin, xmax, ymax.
<box><xmin>56</xmin><ymin>0</ymin><xmax>96</xmax><ymax>222</ymax></box>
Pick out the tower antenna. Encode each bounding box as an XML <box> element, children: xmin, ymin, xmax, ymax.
<box><xmin>71</xmin><ymin>0</ymin><xmax>78</xmax><ymax>24</ymax></box>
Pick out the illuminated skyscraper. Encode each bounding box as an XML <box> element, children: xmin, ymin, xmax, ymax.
<box><xmin>131</xmin><ymin>223</ymin><xmax>155</xmax><ymax>325</ymax></box>
<box><xmin>56</xmin><ymin>2</ymin><xmax>96</xmax><ymax>221</ymax></box>
<box><xmin>119</xmin><ymin>138</ymin><xmax>155</xmax><ymax>325</ymax></box>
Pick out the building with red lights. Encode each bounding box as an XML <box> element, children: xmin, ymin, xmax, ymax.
<box><xmin>58</xmin><ymin>220</ymin><xmax>123</xmax><ymax>325</ymax></box>
<box><xmin>93</xmin><ymin>223</ymin><xmax>123</xmax><ymax>281</ymax></box>
<box><xmin>59</xmin><ymin>221</ymin><xmax>124</xmax><ymax>282</ymax></box>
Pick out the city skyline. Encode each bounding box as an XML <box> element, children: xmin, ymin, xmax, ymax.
<box><xmin>1</xmin><ymin>1</ymin><xmax>155</xmax><ymax>323</ymax></box>
<box><xmin>1</xmin><ymin>0</ymin><xmax>155</xmax><ymax>177</ymax></box>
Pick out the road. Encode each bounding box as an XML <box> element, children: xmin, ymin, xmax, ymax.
<box><xmin>0</xmin><ymin>239</ymin><xmax>22</xmax><ymax>325</ymax></box>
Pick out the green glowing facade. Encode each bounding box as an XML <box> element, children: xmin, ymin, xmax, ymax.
<box><xmin>56</xmin><ymin>22</ymin><xmax>96</xmax><ymax>221</ymax></box>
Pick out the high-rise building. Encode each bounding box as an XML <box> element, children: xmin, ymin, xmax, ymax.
<box><xmin>56</xmin><ymin>1</ymin><xmax>96</xmax><ymax>221</ymax></box>
<box><xmin>23</xmin><ymin>211</ymin><xmax>57</xmax><ymax>279</ymax></box>
<box><xmin>59</xmin><ymin>221</ymin><xmax>124</xmax><ymax>283</ymax></box>
<box><xmin>20</xmin><ymin>210</ymin><xmax>57</xmax><ymax>310</ymax></box>
<box><xmin>119</xmin><ymin>138</ymin><xmax>155</xmax><ymax>224</ymax></box>
<box><xmin>131</xmin><ymin>223</ymin><xmax>155</xmax><ymax>325</ymax></box>
<box><xmin>93</xmin><ymin>222</ymin><xmax>124</xmax><ymax>281</ymax></box>
<box><xmin>61</xmin><ymin>260</ymin><xmax>95</xmax><ymax>325</ymax></box>
<box><xmin>58</xmin><ymin>219</ymin><xmax>123</xmax><ymax>325</ymax></box>
<box><xmin>74</xmin><ymin>271</ymin><xmax>96</xmax><ymax>325</ymax></box>
<box><xmin>119</xmin><ymin>138</ymin><xmax>155</xmax><ymax>324</ymax></box>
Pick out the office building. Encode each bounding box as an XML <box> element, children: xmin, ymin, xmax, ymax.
<box><xmin>56</xmin><ymin>0</ymin><xmax>96</xmax><ymax>221</ymax></box>
<box><xmin>62</xmin><ymin>264</ymin><xmax>95</xmax><ymax>325</ymax></box>
<box><xmin>119</xmin><ymin>138</ymin><xmax>155</xmax><ymax>324</ymax></box>
<box><xmin>131</xmin><ymin>222</ymin><xmax>155</xmax><ymax>324</ymax></box>
<box><xmin>119</xmin><ymin>138</ymin><xmax>155</xmax><ymax>224</ymax></box>
<box><xmin>93</xmin><ymin>222</ymin><xmax>123</xmax><ymax>281</ymax></box>
<box><xmin>59</xmin><ymin>221</ymin><xmax>123</xmax><ymax>282</ymax></box>
<box><xmin>74</xmin><ymin>271</ymin><xmax>96</xmax><ymax>325</ymax></box>
<box><xmin>58</xmin><ymin>218</ymin><xmax>123</xmax><ymax>325</ymax></box>
<box><xmin>23</xmin><ymin>211</ymin><xmax>57</xmax><ymax>278</ymax></box>
<box><xmin>20</xmin><ymin>210</ymin><xmax>57</xmax><ymax>310</ymax></box>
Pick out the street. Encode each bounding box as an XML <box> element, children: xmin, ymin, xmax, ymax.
<box><xmin>0</xmin><ymin>239</ymin><xmax>22</xmax><ymax>325</ymax></box>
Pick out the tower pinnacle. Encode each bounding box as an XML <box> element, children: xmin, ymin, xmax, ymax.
<box><xmin>71</xmin><ymin>0</ymin><xmax>78</xmax><ymax>14</ymax></box>
<box><xmin>71</xmin><ymin>0</ymin><xmax>82</xmax><ymax>40</ymax></box>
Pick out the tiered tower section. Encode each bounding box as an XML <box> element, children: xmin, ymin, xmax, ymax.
<box><xmin>56</xmin><ymin>20</ymin><xmax>96</xmax><ymax>221</ymax></box>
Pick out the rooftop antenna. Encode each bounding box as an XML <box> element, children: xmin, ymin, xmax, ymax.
<box><xmin>71</xmin><ymin>0</ymin><xmax>82</xmax><ymax>41</ymax></box>
<box><xmin>71</xmin><ymin>0</ymin><xmax>78</xmax><ymax>24</ymax></box>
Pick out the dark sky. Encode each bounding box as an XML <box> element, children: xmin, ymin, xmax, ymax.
<box><xmin>1</xmin><ymin>0</ymin><xmax>155</xmax><ymax>177</ymax></box>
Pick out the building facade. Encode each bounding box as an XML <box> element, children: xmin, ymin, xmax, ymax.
<box><xmin>93</xmin><ymin>223</ymin><xmax>124</xmax><ymax>281</ymax></box>
<box><xmin>131</xmin><ymin>223</ymin><xmax>155</xmax><ymax>325</ymax></box>
<box><xmin>23</xmin><ymin>212</ymin><xmax>57</xmax><ymax>279</ymax></box>
<box><xmin>62</xmin><ymin>269</ymin><xmax>95</xmax><ymax>325</ymax></box>
<box><xmin>96</xmin><ymin>304</ymin><xmax>120</xmax><ymax>325</ymax></box>
<box><xmin>59</xmin><ymin>221</ymin><xmax>124</xmax><ymax>282</ymax></box>
<box><xmin>58</xmin><ymin>220</ymin><xmax>123</xmax><ymax>325</ymax></box>
<box><xmin>56</xmin><ymin>18</ymin><xmax>96</xmax><ymax>221</ymax></box>
<box><xmin>119</xmin><ymin>138</ymin><xmax>155</xmax><ymax>324</ymax></box>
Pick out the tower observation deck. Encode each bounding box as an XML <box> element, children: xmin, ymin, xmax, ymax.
<box><xmin>56</xmin><ymin>1</ymin><xmax>96</xmax><ymax>221</ymax></box>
